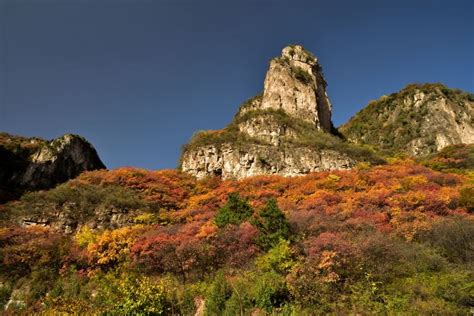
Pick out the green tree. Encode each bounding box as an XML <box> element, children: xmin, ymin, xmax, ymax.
<box><xmin>214</xmin><ymin>193</ymin><xmax>253</xmax><ymax>228</ymax></box>
<box><xmin>205</xmin><ymin>272</ymin><xmax>232</xmax><ymax>315</ymax></box>
<box><xmin>252</xmin><ymin>199</ymin><xmax>290</xmax><ymax>250</ymax></box>
<box><xmin>252</xmin><ymin>271</ymin><xmax>289</xmax><ymax>312</ymax></box>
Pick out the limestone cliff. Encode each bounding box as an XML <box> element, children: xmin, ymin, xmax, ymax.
<box><xmin>339</xmin><ymin>83</ymin><xmax>474</xmax><ymax>156</ymax></box>
<box><xmin>0</xmin><ymin>133</ymin><xmax>105</xmax><ymax>202</ymax></box>
<box><xmin>180</xmin><ymin>45</ymin><xmax>381</xmax><ymax>179</ymax></box>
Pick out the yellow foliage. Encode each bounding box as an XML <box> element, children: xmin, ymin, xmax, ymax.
<box><xmin>327</xmin><ymin>174</ymin><xmax>341</xmax><ymax>182</ymax></box>
<box><xmin>401</xmin><ymin>175</ymin><xmax>428</xmax><ymax>190</ymax></box>
<box><xmin>87</xmin><ymin>226</ymin><xmax>141</xmax><ymax>267</ymax></box>
<box><xmin>134</xmin><ymin>212</ymin><xmax>157</xmax><ymax>224</ymax></box>
<box><xmin>355</xmin><ymin>161</ymin><xmax>371</xmax><ymax>170</ymax></box>
<box><xmin>75</xmin><ymin>225</ymin><xmax>98</xmax><ymax>248</ymax></box>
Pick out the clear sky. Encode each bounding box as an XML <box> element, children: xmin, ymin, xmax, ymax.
<box><xmin>1</xmin><ymin>0</ymin><xmax>473</xmax><ymax>170</ymax></box>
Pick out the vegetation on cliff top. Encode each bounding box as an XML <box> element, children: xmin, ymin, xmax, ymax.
<box><xmin>182</xmin><ymin>106</ymin><xmax>384</xmax><ymax>166</ymax></box>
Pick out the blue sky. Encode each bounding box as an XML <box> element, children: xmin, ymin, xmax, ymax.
<box><xmin>0</xmin><ymin>0</ymin><xmax>473</xmax><ymax>169</ymax></box>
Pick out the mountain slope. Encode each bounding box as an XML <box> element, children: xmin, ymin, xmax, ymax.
<box><xmin>1</xmin><ymin>160</ymin><xmax>472</xmax><ymax>314</ymax></box>
<box><xmin>339</xmin><ymin>83</ymin><xmax>474</xmax><ymax>156</ymax></box>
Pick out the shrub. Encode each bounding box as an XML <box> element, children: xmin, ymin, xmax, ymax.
<box><xmin>252</xmin><ymin>271</ymin><xmax>289</xmax><ymax>312</ymax></box>
<box><xmin>95</xmin><ymin>272</ymin><xmax>171</xmax><ymax>315</ymax></box>
<box><xmin>292</xmin><ymin>66</ymin><xmax>313</xmax><ymax>85</ymax></box>
<box><xmin>459</xmin><ymin>186</ymin><xmax>474</xmax><ymax>212</ymax></box>
<box><xmin>205</xmin><ymin>272</ymin><xmax>232</xmax><ymax>316</ymax></box>
<box><xmin>416</xmin><ymin>217</ymin><xmax>474</xmax><ymax>263</ymax></box>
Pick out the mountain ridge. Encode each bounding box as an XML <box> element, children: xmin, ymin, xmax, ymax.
<box><xmin>339</xmin><ymin>83</ymin><xmax>474</xmax><ymax>156</ymax></box>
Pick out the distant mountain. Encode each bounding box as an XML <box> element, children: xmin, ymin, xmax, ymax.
<box><xmin>0</xmin><ymin>133</ymin><xmax>105</xmax><ymax>202</ymax></box>
<box><xmin>180</xmin><ymin>45</ymin><xmax>382</xmax><ymax>179</ymax></box>
<box><xmin>339</xmin><ymin>83</ymin><xmax>474</xmax><ymax>156</ymax></box>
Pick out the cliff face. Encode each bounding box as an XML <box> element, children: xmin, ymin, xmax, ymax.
<box><xmin>0</xmin><ymin>133</ymin><xmax>105</xmax><ymax>202</ymax></box>
<box><xmin>181</xmin><ymin>144</ymin><xmax>354</xmax><ymax>179</ymax></box>
<box><xmin>339</xmin><ymin>83</ymin><xmax>474</xmax><ymax>156</ymax></box>
<box><xmin>180</xmin><ymin>45</ymin><xmax>380</xmax><ymax>180</ymax></box>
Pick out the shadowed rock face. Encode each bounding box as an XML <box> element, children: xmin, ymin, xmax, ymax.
<box><xmin>0</xmin><ymin>133</ymin><xmax>105</xmax><ymax>202</ymax></box>
<box><xmin>180</xmin><ymin>45</ymin><xmax>377</xmax><ymax>180</ymax></box>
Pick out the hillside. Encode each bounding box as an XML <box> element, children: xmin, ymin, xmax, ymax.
<box><xmin>339</xmin><ymin>83</ymin><xmax>474</xmax><ymax>156</ymax></box>
<box><xmin>0</xmin><ymin>152</ymin><xmax>473</xmax><ymax>314</ymax></box>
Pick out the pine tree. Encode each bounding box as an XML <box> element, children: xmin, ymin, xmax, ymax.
<box><xmin>252</xmin><ymin>198</ymin><xmax>290</xmax><ymax>250</ymax></box>
<box><xmin>214</xmin><ymin>193</ymin><xmax>253</xmax><ymax>228</ymax></box>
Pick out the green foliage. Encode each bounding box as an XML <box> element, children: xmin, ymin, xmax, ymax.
<box><xmin>460</xmin><ymin>187</ymin><xmax>474</xmax><ymax>212</ymax></box>
<box><xmin>417</xmin><ymin>217</ymin><xmax>474</xmax><ymax>263</ymax></box>
<box><xmin>252</xmin><ymin>199</ymin><xmax>290</xmax><ymax>250</ymax></box>
<box><xmin>205</xmin><ymin>271</ymin><xmax>232</xmax><ymax>316</ymax></box>
<box><xmin>0</xmin><ymin>132</ymin><xmax>45</xmax><ymax>158</ymax></box>
<box><xmin>214</xmin><ymin>193</ymin><xmax>253</xmax><ymax>228</ymax></box>
<box><xmin>222</xmin><ymin>277</ymin><xmax>253</xmax><ymax>316</ymax></box>
<box><xmin>182</xmin><ymin>104</ymin><xmax>385</xmax><ymax>167</ymax></box>
<box><xmin>422</xmin><ymin>144</ymin><xmax>474</xmax><ymax>173</ymax></box>
<box><xmin>252</xmin><ymin>271</ymin><xmax>289</xmax><ymax>312</ymax></box>
<box><xmin>95</xmin><ymin>272</ymin><xmax>171</xmax><ymax>315</ymax></box>
<box><xmin>256</xmin><ymin>239</ymin><xmax>295</xmax><ymax>274</ymax></box>
<box><xmin>383</xmin><ymin>270</ymin><xmax>474</xmax><ymax>314</ymax></box>
<box><xmin>0</xmin><ymin>283</ymin><xmax>12</xmax><ymax>309</ymax></box>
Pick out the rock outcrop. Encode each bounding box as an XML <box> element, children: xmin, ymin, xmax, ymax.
<box><xmin>339</xmin><ymin>83</ymin><xmax>474</xmax><ymax>156</ymax></box>
<box><xmin>180</xmin><ymin>45</ymin><xmax>381</xmax><ymax>179</ymax></box>
<box><xmin>260</xmin><ymin>45</ymin><xmax>333</xmax><ymax>131</ymax></box>
<box><xmin>0</xmin><ymin>133</ymin><xmax>105</xmax><ymax>202</ymax></box>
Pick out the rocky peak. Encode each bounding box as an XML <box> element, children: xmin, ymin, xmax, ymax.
<box><xmin>281</xmin><ymin>45</ymin><xmax>317</xmax><ymax>65</ymax></box>
<box><xmin>180</xmin><ymin>45</ymin><xmax>381</xmax><ymax>180</ymax></box>
<box><xmin>0</xmin><ymin>133</ymin><xmax>105</xmax><ymax>202</ymax></box>
<box><xmin>256</xmin><ymin>45</ymin><xmax>332</xmax><ymax>131</ymax></box>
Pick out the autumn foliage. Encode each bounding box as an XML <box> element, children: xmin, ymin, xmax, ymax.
<box><xmin>0</xmin><ymin>159</ymin><xmax>473</xmax><ymax>314</ymax></box>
